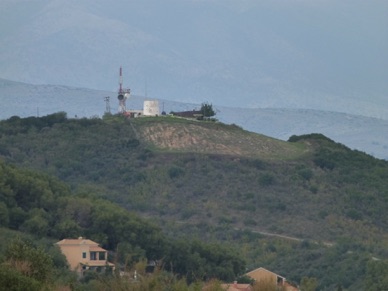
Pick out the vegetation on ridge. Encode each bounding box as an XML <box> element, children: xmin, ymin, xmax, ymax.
<box><xmin>0</xmin><ymin>113</ymin><xmax>387</xmax><ymax>290</ymax></box>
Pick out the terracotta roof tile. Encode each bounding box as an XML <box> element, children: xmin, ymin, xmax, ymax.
<box><xmin>56</xmin><ymin>238</ymin><xmax>99</xmax><ymax>246</ymax></box>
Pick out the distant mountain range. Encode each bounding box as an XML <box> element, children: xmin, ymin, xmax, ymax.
<box><xmin>1</xmin><ymin>78</ymin><xmax>387</xmax><ymax>160</ymax></box>
<box><xmin>0</xmin><ymin>0</ymin><xmax>387</xmax><ymax>117</ymax></box>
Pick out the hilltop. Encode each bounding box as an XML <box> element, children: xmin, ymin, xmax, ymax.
<box><xmin>0</xmin><ymin>113</ymin><xmax>387</xmax><ymax>289</ymax></box>
<box><xmin>1</xmin><ymin>78</ymin><xmax>388</xmax><ymax>160</ymax></box>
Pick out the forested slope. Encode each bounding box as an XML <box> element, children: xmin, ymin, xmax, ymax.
<box><xmin>0</xmin><ymin>156</ymin><xmax>245</xmax><ymax>289</ymax></box>
<box><xmin>0</xmin><ymin>113</ymin><xmax>387</xmax><ymax>290</ymax></box>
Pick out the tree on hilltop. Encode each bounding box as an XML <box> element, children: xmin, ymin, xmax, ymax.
<box><xmin>200</xmin><ymin>102</ymin><xmax>216</xmax><ymax>118</ymax></box>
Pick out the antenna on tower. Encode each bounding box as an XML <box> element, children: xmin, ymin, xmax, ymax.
<box><xmin>119</xmin><ymin>67</ymin><xmax>123</xmax><ymax>93</ymax></box>
<box><xmin>117</xmin><ymin>66</ymin><xmax>130</xmax><ymax>114</ymax></box>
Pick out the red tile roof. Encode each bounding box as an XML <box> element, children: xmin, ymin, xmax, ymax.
<box><xmin>89</xmin><ymin>246</ymin><xmax>107</xmax><ymax>252</ymax></box>
<box><xmin>56</xmin><ymin>237</ymin><xmax>99</xmax><ymax>246</ymax></box>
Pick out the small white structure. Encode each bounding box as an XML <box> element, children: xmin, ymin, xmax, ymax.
<box><xmin>143</xmin><ymin>100</ymin><xmax>160</xmax><ymax>116</ymax></box>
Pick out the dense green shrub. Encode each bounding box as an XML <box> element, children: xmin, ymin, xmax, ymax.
<box><xmin>363</xmin><ymin>260</ymin><xmax>388</xmax><ymax>291</ymax></box>
<box><xmin>168</xmin><ymin>165</ymin><xmax>185</xmax><ymax>178</ymax></box>
<box><xmin>5</xmin><ymin>238</ymin><xmax>53</xmax><ymax>283</ymax></box>
<box><xmin>258</xmin><ymin>173</ymin><xmax>274</xmax><ymax>186</ymax></box>
<box><xmin>0</xmin><ymin>265</ymin><xmax>43</xmax><ymax>291</ymax></box>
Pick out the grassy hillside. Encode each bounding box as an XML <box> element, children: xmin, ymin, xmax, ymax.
<box><xmin>131</xmin><ymin>116</ymin><xmax>307</xmax><ymax>159</ymax></box>
<box><xmin>0</xmin><ymin>113</ymin><xmax>387</xmax><ymax>290</ymax></box>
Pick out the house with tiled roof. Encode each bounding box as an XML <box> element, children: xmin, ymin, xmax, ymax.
<box><xmin>245</xmin><ymin>267</ymin><xmax>299</xmax><ymax>291</ymax></box>
<box><xmin>56</xmin><ymin>237</ymin><xmax>114</xmax><ymax>276</ymax></box>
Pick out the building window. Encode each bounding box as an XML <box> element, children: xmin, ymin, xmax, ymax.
<box><xmin>90</xmin><ymin>252</ymin><xmax>97</xmax><ymax>260</ymax></box>
<box><xmin>99</xmin><ymin>252</ymin><xmax>106</xmax><ymax>260</ymax></box>
<box><xmin>277</xmin><ymin>276</ymin><xmax>284</xmax><ymax>285</ymax></box>
<box><xmin>82</xmin><ymin>252</ymin><xmax>86</xmax><ymax>259</ymax></box>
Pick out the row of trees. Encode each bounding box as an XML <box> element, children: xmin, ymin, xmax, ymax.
<box><xmin>1</xmin><ymin>236</ymin><xmax>387</xmax><ymax>290</ymax></box>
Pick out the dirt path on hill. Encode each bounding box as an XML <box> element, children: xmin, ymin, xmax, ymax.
<box><xmin>234</xmin><ymin>227</ymin><xmax>334</xmax><ymax>247</ymax></box>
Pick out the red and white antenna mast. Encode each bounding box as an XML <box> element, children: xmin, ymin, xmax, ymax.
<box><xmin>117</xmin><ymin>66</ymin><xmax>130</xmax><ymax>114</ymax></box>
<box><xmin>119</xmin><ymin>66</ymin><xmax>123</xmax><ymax>94</ymax></box>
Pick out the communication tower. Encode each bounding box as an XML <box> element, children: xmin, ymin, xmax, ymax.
<box><xmin>117</xmin><ymin>67</ymin><xmax>130</xmax><ymax>113</ymax></box>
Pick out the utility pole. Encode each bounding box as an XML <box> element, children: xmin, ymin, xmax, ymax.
<box><xmin>104</xmin><ymin>96</ymin><xmax>111</xmax><ymax>114</ymax></box>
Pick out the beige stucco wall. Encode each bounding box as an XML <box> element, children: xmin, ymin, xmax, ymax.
<box><xmin>246</xmin><ymin>268</ymin><xmax>298</xmax><ymax>291</ymax></box>
<box><xmin>59</xmin><ymin>244</ymin><xmax>91</xmax><ymax>271</ymax></box>
<box><xmin>246</xmin><ymin>268</ymin><xmax>282</xmax><ymax>285</ymax></box>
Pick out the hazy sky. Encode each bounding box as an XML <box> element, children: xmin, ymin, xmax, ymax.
<box><xmin>0</xmin><ymin>0</ymin><xmax>387</xmax><ymax>114</ymax></box>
